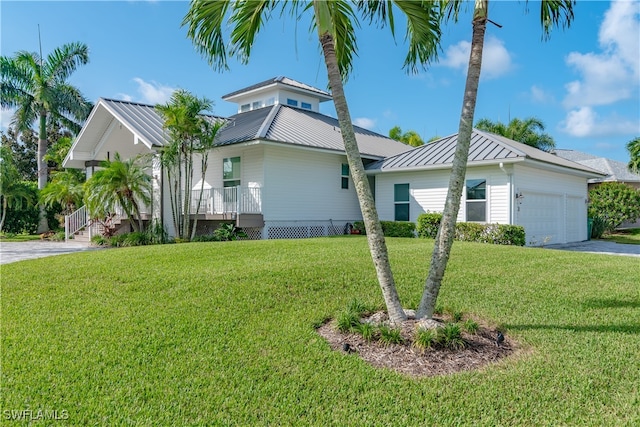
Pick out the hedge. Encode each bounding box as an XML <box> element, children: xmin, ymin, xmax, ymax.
<box><xmin>416</xmin><ymin>212</ymin><xmax>525</xmax><ymax>246</ymax></box>
<box><xmin>352</xmin><ymin>220</ymin><xmax>416</xmax><ymax>238</ymax></box>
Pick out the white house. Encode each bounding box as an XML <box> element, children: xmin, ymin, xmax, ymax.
<box><xmin>64</xmin><ymin>76</ymin><xmax>605</xmax><ymax>245</ymax></box>
<box><xmin>367</xmin><ymin>130</ymin><xmax>605</xmax><ymax>245</ymax></box>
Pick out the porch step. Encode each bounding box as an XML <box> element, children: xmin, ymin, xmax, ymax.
<box><xmin>71</xmin><ymin>230</ymin><xmax>91</xmax><ymax>244</ymax></box>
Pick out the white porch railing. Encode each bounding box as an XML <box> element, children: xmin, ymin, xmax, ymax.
<box><xmin>191</xmin><ymin>186</ymin><xmax>262</xmax><ymax>215</ymax></box>
<box><xmin>64</xmin><ymin>205</ymin><xmax>88</xmax><ymax>242</ymax></box>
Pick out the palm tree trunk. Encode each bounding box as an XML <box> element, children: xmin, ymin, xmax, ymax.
<box><xmin>416</xmin><ymin>0</ymin><xmax>488</xmax><ymax>320</ymax></box>
<box><xmin>318</xmin><ymin>31</ymin><xmax>406</xmax><ymax>325</ymax></box>
<box><xmin>190</xmin><ymin>153</ymin><xmax>209</xmax><ymax>241</ymax></box>
<box><xmin>37</xmin><ymin>112</ymin><xmax>49</xmax><ymax>233</ymax></box>
<box><xmin>0</xmin><ymin>197</ymin><xmax>7</xmax><ymax>232</ymax></box>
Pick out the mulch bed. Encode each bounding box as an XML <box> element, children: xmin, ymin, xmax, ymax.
<box><xmin>317</xmin><ymin>312</ymin><xmax>520</xmax><ymax>378</ymax></box>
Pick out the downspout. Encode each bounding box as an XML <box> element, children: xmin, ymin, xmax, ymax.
<box><xmin>499</xmin><ymin>162</ymin><xmax>514</xmax><ymax>224</ymax></box>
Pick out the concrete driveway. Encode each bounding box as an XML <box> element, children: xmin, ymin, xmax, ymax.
<box><xmin>0</xmin><ymin>241</ymin><xmax>104</xmax><ymax>265</ymax></box>
<box><xmin>545</xmin><ymin>240</ymin><xmax>640</xmax><ymax>257</ymax></box>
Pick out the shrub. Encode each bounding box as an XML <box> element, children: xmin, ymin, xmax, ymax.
<box><xmin>336</xmin><ymin>311</ymin><xmax>360</xmax><ymax>333</ymax></box>
<box><xmin>214</xmin><ymin>223</ymin><xmax>248</xmax><ymax>241</ymax></box>
<box><xmin>413</xmin><ymin>328</ymin><xmax>437</xmax><ymax>351</ymax></box>
<box><xmin>120</xmin><ymin>232</ymin><xmax>150</xmax><ymax>247</ymax></box>
<box><xmin>463</xmin><ymin>319</ymin><xmax>479</xmax><ymax>334</ymax></box>
<box><xmin>590</xmin><ymin>215</ymin><xmax>608</xmax><ymax>239</ymax></box>
<box><xmin>416</xmin><ymin>213</ymin><xmax>525</xmax><ymax>246</ymax></box>
<box><xmin>588</xmin><ymin>183</ymin><xmax>640</xmax><ymax>232</ymax></box>
<box><xmin>436</xmin><ymin>323</ymin><xmax>466</xmax><ymax>350</ymax></box>
<box><xmin>378</xmin><ymin>325</ymin><xmax>404</xmax><ymax>346</ymax></box>
<box><xmin>351</xmin><ymin>221</ymin><xmax>415</xmax><ymax>238</ymax></box>
<box><xmin>355</xmin><ymin>322</ymin><xmax>375</xmax><ymax>342</ymax></box>
<box><xmin>416</xmin><ymin>212</ymin><xmax>442</xmax><ymax>238</ymax></box>
<box><xmin>91</xmin><ymin>235</ymin><xmax>109</xmax><ymax>246</ymax></box>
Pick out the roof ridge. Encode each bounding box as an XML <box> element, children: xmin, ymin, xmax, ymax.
<box><xmin>256</xmin><ymin>105</ymin><xmax>282</xmax><ymax>139</ymax></box>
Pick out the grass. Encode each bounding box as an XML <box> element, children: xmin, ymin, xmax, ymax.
<box><xmin>1</xmin><ymin>237</ymin><xmax>639</xmax><ymax>425</ymax></box>
<box><xmin>0</xmin><ymin>233</ymin><xmax>41</xmax><ymax>242</ymax></box>
<box><xmin>601</xmin><ymin>227</ymin><xmax>640</xmax><ymax>245</ymax></box>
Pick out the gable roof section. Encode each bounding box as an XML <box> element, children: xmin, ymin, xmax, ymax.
<box><xmin>65</xmin><ymin>98</ymin><xmax>411</xmax><ymax>167</ymax></box>
<box><xmin>552</xmin><ymin>149</ymin><xmax>640</xmax><ymax>183</ymax></box>
<box><xmin>222</xmin><ymin>76</ymin><xmax>332</xmax><ymax>101</ymax></box>
<box><xmin>216</xmin><ymin>104</ymin><xmax>413</xmax><ymax>158</ymax></box>
<box><xmin>366</xmin><ymin>129</ymin><xmax>605</xmax><ymax>177</ymax></box>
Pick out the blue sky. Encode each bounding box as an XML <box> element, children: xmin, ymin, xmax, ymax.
<box><xmin>1</xmin><ymin>1</ymin><xmax>639</xmax><ymax>162</ymax></box>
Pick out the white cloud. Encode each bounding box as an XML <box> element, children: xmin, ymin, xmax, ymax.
<box><xmin>382</xmin><ymin>109</ymin><xmax>397</xmax><ymax>120</ymax></box>
<box><xmin>438</xmin><ymin>36</ymin><xmax>512</xmax><ymax>80</ymax></box>
<box><xmin>132</xmin><ymin>77</ymin><xmax>176</xmax><ymax>104</ymax></box>
<box><xmin>562</xmin><ymin>1</ymin><xmax>640</xmax><ymax>108</ymax></box>
<box><xmin>529</xmin><ymin>85</ymin><xmax>554</xmax><ymax>104</ymax></box>
<box><xmin>559</xmin><ymin>106</ymin><xmax>640</xmax><ymax>137</ymax></box>
<box><xmin>115</xmin><ymin>93</ymin><xmax>133</xmax><ymax>102</ymax></box>
<box><xmin>353</xmin><ymin>117</ymin><xmax>376</xmax><ymax>130</ymax></box>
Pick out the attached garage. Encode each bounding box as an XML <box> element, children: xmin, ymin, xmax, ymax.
<box><xmin>368</xmin><ymin>130</ymin><xmax>605</xmax><ymax>246</ymax></box>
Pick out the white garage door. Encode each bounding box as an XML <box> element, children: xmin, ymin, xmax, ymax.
<box><xmin>517</xmin><ymin>191</ymin><xmax>563</xmax><ymax>245</ymax></box>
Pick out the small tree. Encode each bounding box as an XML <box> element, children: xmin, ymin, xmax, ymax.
<box><xmin>84</xmin><ymin>153</ymin><xmax>152</xmax><ymax>232</ymax></box>
<box><xmin>156</xmin><ymin>89</ymin><xmax>223</xmax><ymax>241</ymax></box>
<box><xmin>588</xmin><ymin>182</ymin><xmax>640</xmax><ymax>234</ymax></box>
<box><xmin>40</xmin><ymin>170</ymin><xmax>84</xmax><ymax>215</ymax></box>
<box><xmin>0</xmin><ymin>146</ymin><xmax>34</xmax><ymax>232</ymax></box>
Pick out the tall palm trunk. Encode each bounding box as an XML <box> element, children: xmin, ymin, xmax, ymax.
<box><xmin>318</xmin><ymin>31</ymin><xmax>406</xmax><ymax>325</ymax></box>
<box><xmin>416</xmin><ymin>0</ymin><xmax>488</xmax><ymax>320</ymax></box>
<box><xmin>37</xmin><ymin>112</ymin><xmax>49</xmax><ymax>233</ymax></box>
<box><xmin>0</xmin><ymin>197</ymin><xmax>7</xmax><ymax>232</ymax></box>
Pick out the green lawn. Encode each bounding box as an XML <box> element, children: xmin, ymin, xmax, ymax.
<box><xmin>2</xmin><ymin>237</ymin><xmax>638</xmax><ymax>425</ymax></box>
<box><xmin>601</xmin><ymin>227</ymin><xmax>640</xmax><ymax>245</ymax></box>
<box><xmin>0</xmin><ymin>233</ymin><xmax>42</xmax><ymax>242</ymax></box>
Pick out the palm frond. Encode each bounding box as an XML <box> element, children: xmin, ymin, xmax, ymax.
<box><xmin>229</xmin><ymin>0</ymin><xmax>279</xmax><ymax>65</ymax></box>
<box><xmin>44</xmin><ymin>42</ymin><xmax>90</xmax><ymax>83</ymax></box>
<box><xmin>538</xmin><ymin>0</ymin><xmax>576</xmax><ymax>40</ymax></box>
<box><xmin>182</xmin><ymin>0</ymin><xmax>233</xmax><ymax>71</ymax></box>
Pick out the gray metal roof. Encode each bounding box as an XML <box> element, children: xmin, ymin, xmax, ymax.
<box><xmin>217</xmin><ymin>104</ymin><xmax>412</xmax><ymax>158</ymax></box>
<box><xmin>366</xmin><ymin>129</ymin><xmax>605</xmax><ymax>176</ymax></box>
<box><xmin>553</xmin><ymin>149</ymin><xmax>640</xmax><ymax>182</ymax></box>
<box><xmin>76</xmin><ymin>98</ymin><xmax>410</xmax><ymax>160</ymax></box>
<box><xmin>222</xmin><ymin>76</ymin><xmax>332</xmax><ymax>101</ymax></box>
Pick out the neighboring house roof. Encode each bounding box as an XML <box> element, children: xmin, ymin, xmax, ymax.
<box><xmin>222</xmin><ymin>76</ymin><xmax>332</xmax><ymax>102</ymax></box>
<box><xmin>552</xmin><ymin>149</ymin><xmax>640</xmax><ymax>183</ymax></box>
<box><xmin>366</xmin><ymin>129</ymin><xmax>605</xmax><ymax>177</ymax></box>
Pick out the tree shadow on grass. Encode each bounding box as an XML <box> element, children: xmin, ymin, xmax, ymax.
<box><xmin>505</xmin><ymin>323</ymin><xmax>639</xmax><ymax>335</ymax></box>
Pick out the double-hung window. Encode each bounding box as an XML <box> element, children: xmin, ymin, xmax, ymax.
<box><xmin>223</xmin><ymin>157</ymin><xmax>241</xmax><ymax>187</ymax></box>
<box><xmin>341</xmin><ymin>164</ymin><xmax>349</xmax><ymax>189</ymax></box>
<box><xmin>466</xmin><ymin>179</ymin><xmax>486</xmax><ymax>222</ymax></box>
<box><xmin>394</xmin><ymin>183</ymin><xmax>410</xmax><ymax>221</ymax></box>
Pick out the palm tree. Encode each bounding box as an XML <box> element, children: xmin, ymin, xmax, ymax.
<box><xmin>416</xmin><ymin>0</ymin><xmax>576</xmax><ymax>320</ymax></box>
<box><xmin>40</xmin><ymin>170</ymin><xmax>84</xmax><ymax>215</ymax></box>
<box><xmin>389</xmin><ymin>125</ymin><xmax>425</xmax><ymax>147</ymax></box>
<box><xmin>156</xmin><ymin>89</ymin><xmax>223</xmax><ymax>241</ymax></box>
<box><xmin>84</xmin><ymin>153</ymin><xmax>152</xmax><ymax>232</ymax></box>
<box><xmin>475</xmin><ymin>117</ymin><xmax>555</xmax><ymax>151</ymax></box>
<box><xmin>183</xmin><ymin>0</ymin><xmax>444</xmax><ymax>325</ymax></box>
<box><xmin>1</xmin><ymin>42</ymin><xmax>92</xmax><ymax>232</ymax></box>
<box><xmin>0</xmin><ymin>146</ymin><xmax>34</xmax><ymax>232</ymax></box>
<box><xmin>627</xmin><ymin>136</ymin><xmax>640</xmax><ymax>174</ymax></box>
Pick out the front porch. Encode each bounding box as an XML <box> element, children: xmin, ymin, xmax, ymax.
<box><xmin>64</xmin><ymin>186</ymin><xmax>264</xmax><ymax>241</ymax></box>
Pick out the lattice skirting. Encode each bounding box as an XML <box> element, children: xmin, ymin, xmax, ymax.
<box><xmin>265</xmin><ymin>221</ymin><xmax>351</xmax><ymax>240</ymax></box>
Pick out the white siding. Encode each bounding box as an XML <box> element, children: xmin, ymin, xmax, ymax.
<box><xmin>375</xmin><ymin>165</ymin><xmax>511</xmax><ymax>224</ymax></box>
<box><xmin>513</xmin><ymin>164</ymin><xmax>589</xmax><ymax>244</ymax></box>
<box><xmin>262</xmin><ymin>145</ymin><xmax>361</xmax><ymax>222</ymax></box>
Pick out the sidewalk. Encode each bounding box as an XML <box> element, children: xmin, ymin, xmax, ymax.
<box><xmin>0</xmin><ymin>241</ymin><xmax>103</xmax><ymax>265</ymax></box>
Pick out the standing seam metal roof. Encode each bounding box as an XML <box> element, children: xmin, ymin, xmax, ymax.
<box><xmin>366</xmin><ymin>129</ymin><xmax>603</xmax><ymax>175</ymax></box>
<box><xmin>221</xmin><ymin>76</ymin><xmax>332</xmax><ymax>100</ymax></box>
<box><xmin>93</xmin><ymin>99</ymin><xmax>410</xmax><ymax>160</ymax></box>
